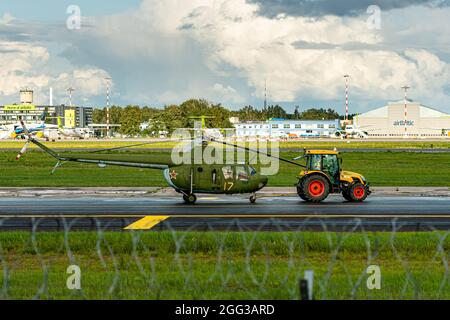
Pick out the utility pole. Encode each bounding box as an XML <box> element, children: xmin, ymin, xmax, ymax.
<box><xmin>105</xmin><ymin>77</ymin><xmax>111</xmax><ymax>138</ymax></box>
<box><xmin>67</xmin><ymin>87</ymin><xmax>75</xmax><ymax>107</ymax></box>
<box><xmin>401</xmin><ymin>85</ymin><xmax>410</xmax><ymax>138</ymax></box>
<box><xmin>343</xmin><ymin>75</ymin><xmax>350</xmax><ymax>122</ymax></box>
<box><xmin>264</xmin><ymin>79</ymin><xmax>267</xmax><ymax>109</ymax></box>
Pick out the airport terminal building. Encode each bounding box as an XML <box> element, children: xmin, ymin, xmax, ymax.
<box><xmin>354</xmin><ymin>100</ymin><xmax>450</xmax><ymax>138</ymax></box>
<box><xmin>0</xmin><ymin>104</ymin><xmax>93</xmax><ymax>128</ymax></box>
<box><xmin>0</xmin><ymin>90</ymin><xmax>93</xmax><ymax>128</ymax></box>
<box><xmin>233</xmin><ymin>119</ymin><xmax>340</xmax><ymax>138</ymax></box>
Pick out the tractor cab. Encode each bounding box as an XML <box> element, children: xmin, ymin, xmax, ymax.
<box><xmin>304</xmin><ymin>150</ymin><xmax>341</xmax><ymax>187</ymax></box>
<box><xmin>297</xmin><ymin>149</ymin><xmax>371</xmax><ymax>203</ymax></box>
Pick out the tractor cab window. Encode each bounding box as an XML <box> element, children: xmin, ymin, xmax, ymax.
<box><xmin>236</xmin><ymin>166</ymin><xmax>249</xmax><ymax>181</ymax></box>
<box><xmin>248</xmin><ymin>165</ymin><xmax>257</xmax><ymax>176</ymax></box>
<box><xmin>308</xmin><ymin>154</ymin><xmax>322</xmax><ymax>171</ymax></box>
<box><xmin>322</xmin><ymin>154</ymin><xmax>339</xmax><ymax>177</ymax></box>
<box><xmin>222</xmin><ymin>166</ymin><xmax>233</xmax><ymax>180</ymax></box>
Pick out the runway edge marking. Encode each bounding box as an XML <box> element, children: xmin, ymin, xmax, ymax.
<box><xmin>124</xmin><ymin>216</ymin><xmax>170</xmax><ymax>230</ymax></box>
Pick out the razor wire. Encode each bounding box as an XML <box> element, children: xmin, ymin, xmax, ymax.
<box><xmin>0</xmin><ymin>216</ymin><xmax>449</xmax><ymax>300</ymax></box>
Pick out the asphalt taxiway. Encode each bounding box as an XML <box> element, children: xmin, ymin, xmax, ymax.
<box><xmin>0</xmin><ymin>193</ymin><xmax>449</xmax><ymax>231</ymax></box>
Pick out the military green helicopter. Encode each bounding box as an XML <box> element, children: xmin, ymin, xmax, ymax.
<box><xmin>19</xmin><ymin>137</ymin><xmax>272</xmax><ymax>204</ymax></box>
<box><xmin>15</xmin><ymin>117</ymin><xmax>285</xmax><ymax>204</ymax></box>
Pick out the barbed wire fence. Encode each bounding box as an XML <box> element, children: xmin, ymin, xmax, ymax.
<box><xmin>0</xmin><ymin>217</ymin><xmax>449</xmax><ymax>300</ymax></box>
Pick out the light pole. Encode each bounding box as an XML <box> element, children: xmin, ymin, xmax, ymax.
<box><xmin>67</xmin><ymin>87</ymin><xmax>75</xmax><ymax>107</ymax></box>
<box><xmin>105</xmin><ymin>77</ymin><xmax>111</xmax><ymax>138</ymax></box>
<box><xmin>401</xmin><ymin>85</ymin><xmax>410</xmax><ymax>138</ymax></box>
<box><xmin>343</xmin><ymin>75</ymin><xmax>350</xmax><ymax>122</ymax></box>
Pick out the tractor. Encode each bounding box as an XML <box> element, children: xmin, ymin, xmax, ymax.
<box><xmin>296</xmin><ymin>150</ymin><xmax>371</xmax><ymax>202</ymax></box>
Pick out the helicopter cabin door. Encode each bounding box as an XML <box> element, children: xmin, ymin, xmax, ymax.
<box><xmin>193</xmin><ymin>165</ymin><xmax>222</xmax><ymax>192</ymax></box>
<box><xmin>221</xmin><ymin>165</ymin><xmax>234</xmax><ymax>193</ymax></box>
<box><xmin>211</xmin><ymin>167</ymin><xmax>221</xmax><ymax>191</ymax></box>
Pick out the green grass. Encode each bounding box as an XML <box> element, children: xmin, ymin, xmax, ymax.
<box><xmin>0</xmin><ymin>231</ymin><xmax>449</xmax><ymax>299</ymax></box>
<box><xmin>1</xmin><ymin>150</ymin><xmax>449</xmax><ymax>187</ymax></box>
<box><xmin>1</xmin><ymin>140</ymin><xmax>449</xmax><ymax>150</ymax></box>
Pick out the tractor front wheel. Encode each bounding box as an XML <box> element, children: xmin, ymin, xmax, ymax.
<box><xmin>299</xmin><ymin>175</ymin><xmax>330</xmax><ymax>202</ymax></box>
<box><xmin>345</xmin><ymin>183</ymin><xmax>368</xmax><ymax>202</ymax></box>
<box><xmin>342</xmin><ymin>189</ymin><xmax>353</xmax><ymax>202</ymax></box>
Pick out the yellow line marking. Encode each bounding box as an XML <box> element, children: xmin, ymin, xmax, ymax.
<box><xmin>0</xmin><ymin>214</ymin><xmax>449</xmax><ymax>219</ymax></box>
<box><xmin>124</xmin><ymin>216</ymin><xmax>169</xmax><ymax>230</ymax></box>
<box><xmin>2</xmin><ymin>214</ymin><xmax>449</xmax><ymax>231</ymax></box>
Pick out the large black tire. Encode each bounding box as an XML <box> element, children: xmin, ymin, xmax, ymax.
<box><xmin>342</xmin><ymin>189</ymin><xmax>353</xmax><ymax>202</ymax></box>
<box><xmin>297</xmin><ymin>180</ymin><xmax>309</xmax><ymax>200</ymax></box>
<box><xmin>346</xmin><ymin>183</ymin><xmax>368</xmax><ymax>202</ymax></box>
<box><xmin>300</xmin><ymin>174</ymin><xmax>330</xmax><ymax>202</ymax></box>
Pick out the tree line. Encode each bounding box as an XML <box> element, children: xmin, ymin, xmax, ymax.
<box><xmin>92</xmin><ymin>99</ymin><xmax>342</xmax><ymax>136</ymax></box>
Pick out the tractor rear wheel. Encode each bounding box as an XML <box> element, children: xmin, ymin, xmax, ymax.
<box><xmin>347</xmin><ymin>183</ymin><xmax>368</xmax><ymax>202</ymax></box>
<box><xmin>300</xmin><ymin>175</ymin><xmax>330</xmax><ymax>202</ymax></box>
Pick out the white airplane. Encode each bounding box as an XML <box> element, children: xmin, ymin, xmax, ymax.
<box><xmin>2</xmin><ymin>113</ymin><xmax>52</xmax><ymax>139</ymax></box>
<box><xmin>0</xmin><ymin>126</ymin><xmax>11</xmax><ymax>139</ymax></box>
<box><xmin>334</xmin><ymin>125</ymin><xmax>370</xmax><ymax>139</ymax></box>
<box><xmin>46</xmin><ymin>116</ymin><xmax>91</xmax><ymax>139</ymax></box>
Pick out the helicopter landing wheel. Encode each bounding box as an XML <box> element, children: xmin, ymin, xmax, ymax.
<box><xmin>249</xmin><ymin>194</ymin><xmax>257</xmax><ymax>204</ymax></box>
<box><xmin>183</xmin><ymin>194</ymin><xmax>197</xmax><ymax>204</ymax></box>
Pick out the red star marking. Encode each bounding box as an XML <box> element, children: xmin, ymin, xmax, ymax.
<box><xmin>169</xmin><ymin>170</ymin><xmax>177</xmax><ymax>180</ymax></box>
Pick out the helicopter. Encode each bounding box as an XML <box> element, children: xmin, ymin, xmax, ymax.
<box><xmin>14</xmin><ymin>117</ymin><xmax>282</xmax><ymax>204</ymax></box>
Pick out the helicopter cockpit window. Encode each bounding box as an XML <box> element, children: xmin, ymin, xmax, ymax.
<box><xmin>222</xmin><ymin>166</ymin><xmax>233</xmax><ymax>180</ymax></box>
<box><xmin>249</xmin><ymin>166</ymin><xmax>257</xmax><ymax>176</ymax></box>
<box><xmin>236</xmin><ymin>166</ymin><xmax>249</xmax><ymax>181</ymax></box>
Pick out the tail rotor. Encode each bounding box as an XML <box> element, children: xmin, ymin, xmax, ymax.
<box><xmin>16</xmin><ymin>141</ymin><xmax>29</xmax><ymax>160</ymax></box>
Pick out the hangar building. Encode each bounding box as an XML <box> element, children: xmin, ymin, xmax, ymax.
<box><xmin>354</xmin><ymin>100</ymin><xmax>450</xmax><ymax>138</ymax></box>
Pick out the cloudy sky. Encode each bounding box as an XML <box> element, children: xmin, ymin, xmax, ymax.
<box><xmin>0</xmin><ymin>0</ymin><xmax>449</xmax><ymax>114</ymax></box>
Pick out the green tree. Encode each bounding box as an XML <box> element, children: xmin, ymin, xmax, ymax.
<box><xmin>233</xmin><ymin>105</ymin><xmax>263</xmax><ymax>121</ymax></box>
<box><xmin>300</xmin><ymin>108</ymin><xmax>340</xmax><ymax>120</ymax></box>
<box><xmin>263</xmin><ymin>104</ymin><xmax>288</xmax><ymax>119</ymax></box>
<box><xmin>119</xmin><ymin>105</ymin><xmax>142</xmax><ymax>136</ymax></box>
<box><xmin>92</xmin><ymin>108</ymin><xmax>105</xmax><ymax>123</ymax></box>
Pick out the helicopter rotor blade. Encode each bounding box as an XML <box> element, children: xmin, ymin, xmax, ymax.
<box><xmin>210</xmin><ymin>138</ymin><xmax>306</xmax><ymax>168</ymax></box>
<box><xmin>18</xmin><ymin>116</ymin><xmax>29</xmax><ymax>136</ymax></box>
<box><xmin>88</xmin><ymin>138</ymin><xmax>191</xmax><ymax>153</ymax></box>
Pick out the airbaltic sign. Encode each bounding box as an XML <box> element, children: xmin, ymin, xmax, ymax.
<box><xmin>393</xmin><ymin>120</ymin><xmax>414</xmax><ymax>126</ymax></box>
<box><xmin>3</xmin><ymin>104</ymin><xmax>36</xmax><ymax>111</ymax></box>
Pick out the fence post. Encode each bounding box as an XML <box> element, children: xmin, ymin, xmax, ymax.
<box><xmin>300</xmin><ymin>270</ymin><xmax>314</xmax><ymax>300</ymax></box>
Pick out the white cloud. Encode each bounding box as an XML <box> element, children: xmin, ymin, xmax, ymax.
<box><xmin>1</xmin><ymin>1</ymin><xmax>450</xmax><ymax>112</ymax></box>
<box><xmin>178</xmin><ymin>0</ymin><xmax>450</xmax><ymax>106</ymax></box>
<box><xmin>72</xmin><ymin>0</ymin><xmax>449</xmax><ymax>110</ymax></box>
<box><xmin>209</xmin><ymin>83</ymin><xmax>244</xmax><ymax>103</ymax></box>
<box><xmin>0</xmin><ymin>13</ymin><xmax>14</xmax><ymax>26</ymax></box>
<box><xmin>0</xmin><ymin>41</ymin><xmax>50</xmax><ymax>97</ymax></box>
<box><xmin>0</xmin><ymin>40</ymin><xmax>110</xmax><ymax>105</ymax></box>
